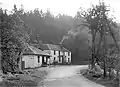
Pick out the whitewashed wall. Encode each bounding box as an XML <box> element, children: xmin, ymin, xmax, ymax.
<box><xmin>50</xmin><ymin>50</ymin><xmax>59</xmax><ymax>62</ymax></box>
<box><xmin>22</xmin><ymin>55</ymin><xmax>42</xmax><ymax>68</ymax></box>
<box><xmin>65</xmin><ymin>52</ymin><xmax>71</xmax><ymax>62</ymax></box>
<box><xmin>44</xmin><ymin>50</ymin><xmax>53</xmax><ymax>64</ymax></box>
<box><xmin>69</xmin><ymin>52</ymin><xmax>71</xmax><ymax>62</ymax></box>
<box><xmin>44</xmin><ymin>49</ymin><xmax>71</xmax><ymax>64</ymax></box>
<box><xmin>22</xmin><ymin>55</ymin><xmax>35</xmax><ymax>68</ymax></box>
<box><xmin>59</xmin><ymin>51</ymin><xmax>63</xmax><ymax>63</ymax></box>
<box><xmin>34</xmin><ymin>56</ymin><xmax>42</xmax><ymax>67</ymax></box>
<box><xmin>44</xmin><ymin>50</ymin><xmax>59</xmax><ymax>63</ymax></box>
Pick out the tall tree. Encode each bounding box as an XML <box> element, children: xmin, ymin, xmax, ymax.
<box><xmin>0</xmin><ymin>5</ymin><xmax>30</xmax><ymax>73</ymax></box>
<box><xmin>78</xmin><ymin>1</ymin><xmax>120</xmax><ymax>69</ymax></box>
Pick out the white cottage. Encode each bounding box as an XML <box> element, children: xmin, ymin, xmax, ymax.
<box><xmin>39</xmin><ymin>44</ymin><xmax>71</xmax><ymax>64</ymax></box>
<box><xmin>21</xmin><ymin>45</ymin><xmax>51</xmax><ymax>69</ymax></box>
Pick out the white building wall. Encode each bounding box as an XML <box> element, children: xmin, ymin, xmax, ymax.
<box><xmin>50</xmin><ymin>50</ymin><xmax>54</xmax><ymax>63</ymax></box>
<box><xmin>34</xmin><ymin>56</ymin><xmax>42</xmax><ymax>67</ymax></box>
<box><xmin>55</xmin><ymin>51</ymin><xmax>59</xmax><ymax>61</ymax></box>
<box><xmin>33</xmin><ymin>56</ymin><xmax>37</xmax><ymax>67</ymax></box>
<box><xmin>22</xmin><ymin>55</ymin><xmax>43</xmax><ymax>68</ymax></box>
<box><xmin>47</xmin><ymin>50</ymin><xmax>59</xmax><ymax>63</ymax></box>
<box><xmin>40</xmin><ymin>56</ymin><xmax>42</xmax><ymax>65</ymax></box>
<box><xmin>59</xmin><ymin>51</ymin><xmax>62</xmax><ymax>62</ymax></box>
<box><xmin>69</xmin><ymin>52</ymin><xmax>71</xmax><ymax>62</ymax></box>
<box><xmin>44</xmin><ymin>50</ymin><xmax>51</xmax><ymax>64</ymax></box>
<box><xmin>58</xmin><ymin>51</ymin><xmax>62</xmax><ymax>63</ymax></box>
<box><xmin>65</xmin><ymin>52</ymin><xmax>71</xmax><ymax>63</ymax></box>
<box><xmin>60</xmin><ymin>51</ymin><xmax>63</xmax><ymax>55</ymax></box>
<box><xmin>64</xmin><ymin>52</ymin><xmax>68</xmax><ymax>62</ymax></box>
<box><xmin>44</xmin><ymin>49</ymin><xmax>71</xmax><ymax>64</ymax></box>
<box><xmin>22</xmin><ymin>55</ymin><xmax>35</xmax><ymax>68</ymax></box>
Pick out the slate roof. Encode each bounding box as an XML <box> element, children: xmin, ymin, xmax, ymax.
<box><xmin>39</xmin><ymin>44</ymin><xmax>70</xmax><ymax>52</ymax></box>
<box><xmin>47</xmin><ymin>44</ymin><xmax>61</xmax><ymax>51</ymax></box>
<box><xmin>29</xmin><ymin>46</ymin><xmax>51</xmax><ymax>56</ymax></box>
<box><xmin>24</xmin><ymin>47</ymin><xmax>34</xmax><ymax>54</ymax></box>
<box><xmin>40</xmin><ymin>44</ymin><xmax>49</xmax><ymax>50</ymax></box>
<box><xmin>23</xmin><ymin>44</ymin><xmax>51</xmax><ymax>56</ymax></box>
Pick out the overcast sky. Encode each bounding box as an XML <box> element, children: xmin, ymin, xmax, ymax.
<box><xmin>0</xmin><ymin>0</ymin><xmax>120</xmax><ymax>22</ymax></box>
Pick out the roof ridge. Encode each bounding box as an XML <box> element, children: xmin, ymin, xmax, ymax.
<box><xmin>62</xmin><ymin>47</ymin><xmax>70</xmax><ymax>52</ymax></box>
<box><xmin>47</xmin><ymin>43</ymin><xmax>58</xmax><ymax>46</ymax></box>
<box><xmin>43</xmin><ymin>44</ymin><xmax>70</xmax><ymax>52</ymax></box>
<box><xmin>29</xmin><ymin>45</ymin><xmax>36</xmax><ymax>54</ymax></box>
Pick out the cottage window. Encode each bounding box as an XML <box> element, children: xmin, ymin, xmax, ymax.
<box><xmin>54</xmin><ymin>50</ymin><xmax>56</xmax><ymax>55</ymax></box>
<box><xmin>59</xmin><ymin>57</ymin><xmax>61</xmax><ymax>62</ymax></box>
<box><xmin>68</xmin><ymin>58</ymin><xmax>70</xmax><ymax>62</ymax></box>
<box><xmin>68</xmin><ymin>52</ymin><xmax>70</xmax><ymax>56</ymax></box>
<box><xmin>44</xmin><ymin>57</ymin><xmax>46</xmax><ymax>62</ymax></box>
<box><xmin>38</xmin><ymin>56</ymin><xmax>40</xmax><ymax>63</ymax></box>
<box><xmin>59</xmin><ymin>51</ymin><xmax>60</xmax><ymax>56</ymax></box>
<box><xmin>54</xmin><ymin>57</ymin><xmax>56</xmax><ymax>61</ymax></box>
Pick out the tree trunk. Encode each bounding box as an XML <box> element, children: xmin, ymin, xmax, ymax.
<box><xmin>91</xmin><ymin>53</ymin><xmax>95</xmax><ymax>69</ymax></box>
<box><xmin>0</xmin><ymin>55</ymin><xmax>1</xmax><ymax>73</ymax></box>
<box><xmin>91</xmin><ymin>30</ymin><xmax>96</xmax><ymax>69</ymax></box>
<box><xmin>18</xmin><ymin>51</ymin><xmax>23</xmax><ymax>71</ymax></box>
<box><xmin>103</xmin><ymin>57</ymin><xmax>107</xmax><ymax>78</ymax></box>
<box><xmin>103</xmin><ymin>25</ymin><xmax>107</xmax><ymax>78</ymax></box>
<box><xmin>95</xmin><ymin>33</ymin><xmax>103</xmax><ymax>63</ymax></box>
<box><xmin>116</xmin><ymin>70</ymin><xmax>120</xmax><ymax>86</ymax></box>
<box><xmin>108</xmin><ymin>68</ymin><xmax>111</xmax><ymax>80</ymax></box>
<box><xmin>106</xmin><ymin>20</ymin><xmax>120</xmax><ymax>84</ymax></box>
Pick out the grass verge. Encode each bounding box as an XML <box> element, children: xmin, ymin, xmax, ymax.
<box><xmin>80</xmin><ymin>69</ymin><xmax>119</xmax><ymax>87</ymax></box>
<box><xmin>0</xmin><ymin>69</ymin><xmax>48</xmax><ymax>87</ymax></box>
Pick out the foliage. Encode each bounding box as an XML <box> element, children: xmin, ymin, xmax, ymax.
<box><xmin>77</xmin><ymin>1</ymin><xmax>120</xmax><ymax>68</ymax></box>
<box><xmin>0</xmin><ymin>5</ymin><xmax>30</xmax><ymax>73</ymax></box>
<box><xmin>73</xmin><ymin>3</ymin><xmax>120</xmax><ymax>85</ymax></box>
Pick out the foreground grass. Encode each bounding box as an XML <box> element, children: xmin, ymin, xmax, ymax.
<box><xmin>0</xmin><ymin>68</ymin><xmax>48</xmax><ymax>87</ymax></box>
<box><xmin>0</xmin><ymin>80</ymin><xmax>38</xmax><ymax>87</ymax></box>
<box><xmin>80</xmin><ymin>69</ymin><xmax>119</xmax><ymax>87</ymax></box>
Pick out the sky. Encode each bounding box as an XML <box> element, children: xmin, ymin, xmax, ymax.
<box><xmin>0</xmin><ymin>0</ymin><xmax>120</xmax><ymax>22</ymax></box>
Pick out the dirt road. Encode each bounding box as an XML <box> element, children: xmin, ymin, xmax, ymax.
<box><xmin>44</xmin><ymin>65</ymin><xmax>105</xmax><ymax>87</ymax></box>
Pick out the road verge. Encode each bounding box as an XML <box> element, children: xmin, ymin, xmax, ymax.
<box><xmin>80</xmin><ymin>69</ymin><xmax>118</xmax><ymax>87</ymax></box>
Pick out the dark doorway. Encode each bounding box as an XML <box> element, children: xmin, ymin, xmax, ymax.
<box><xmin>21</xmin><ymin>61</ymin><xmax>25</xmax><ymax>70</ymax></box>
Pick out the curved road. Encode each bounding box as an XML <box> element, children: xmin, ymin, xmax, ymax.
<box><xmin>44</xmin><ymin>65</ymin><xmax>105</xmax><ymax>87</ymax></box>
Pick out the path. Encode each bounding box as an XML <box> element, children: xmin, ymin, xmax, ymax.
<box><xmin>43</xmin><ymin>65</ymin><xmax>105</xmax><ymax>87</ymax></box>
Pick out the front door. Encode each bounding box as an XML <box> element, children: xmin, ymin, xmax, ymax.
<box><xmin>21</xmin><ymin>61</ymin><xmax>25</xmax><ymax>70</ymax></box>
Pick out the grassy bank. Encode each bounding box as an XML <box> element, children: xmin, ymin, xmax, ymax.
<box><xmin>80</xmin><ymin>69</ymin><xmax>119</xmax><ymax>87</ymax></box>
<box><xmin>0</xmin><ymin>68</ymin><xmax>48</xmax><ymax>87</ymax></box>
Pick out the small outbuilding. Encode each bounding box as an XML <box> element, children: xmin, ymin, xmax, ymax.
<box><xmin>21</xmin><ymin>44</ymin><xmax>51</xmax><ymax>70</ymax></box>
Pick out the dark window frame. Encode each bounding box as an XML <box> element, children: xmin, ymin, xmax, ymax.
<box><xmin>68</xmin><ymin>58</ymin><xmax>70</xmax><ymax>62</ymax></box>
<box><xmin>38</xmin><ymin>56</ymin><xmax>40</xmax><ymax>63</ymax></box>
<box><xmin>59</xmin><ymin>57</ymin><xmax>61</xmax><ymax>62</ymax></box>
<box><xmin>68</xmin><ymin>52</ymin><xmax>70</xmax><ymax>56</ymax></box>
<box><xmin>54</xmin><ymin>57</ymin><xmax>56</xmax><ymax>61</ymax></box>
<box><xmin>54</xmin><ymin>50</ymin><xmax>56</xmax><ymax>55</ymax></box>
<box><xmin>59</xmin><ymin>51</ymin><xmax>60</xmax><ymax>56</ymax></box>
